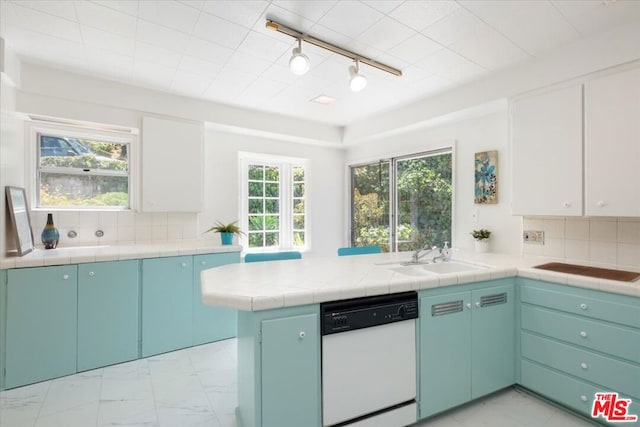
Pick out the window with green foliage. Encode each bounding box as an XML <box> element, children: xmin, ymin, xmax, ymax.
<box><xmin>33</xmin><ymin>125</ymin><xmax>134</xmax><ymax>209</ymax></box>
<box><xmin>241</xmin><ymin>154</ymin><xmax>307</xmax><ymax>251</ymax></box>
<box><xmin>350</xmin><ymin>149</ymin><xmax>452</xmax><ymax>252</ymax></box>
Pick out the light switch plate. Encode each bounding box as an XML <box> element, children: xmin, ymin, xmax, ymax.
<box><xmin>523</xmin><ymin>230</ymin><xmax>545</xmax><ymax>244</ymax></box>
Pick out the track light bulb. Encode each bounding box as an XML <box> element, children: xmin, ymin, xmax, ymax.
<box><xmin>289</xmin><ymin>40</ymin><xmax>310</xmax><ymax>75</ymax></box>
<box><xmin>349</xmin><ymin>61</ymin><xmax>367</xmax><ymax>92</ymax></box>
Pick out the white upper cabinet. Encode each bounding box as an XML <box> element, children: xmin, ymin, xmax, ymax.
<box><xmin>510</xmin><ymin>83</ymin><xmax>584</xmax><ymax>216</ymax></box>
<box><xmin>584</xmin><ymin>67</ymin><xmax>640</xmax><ymax>217</ymax></box>
<box><xmin>142</xmin><ymin>116</ymin><xmax>203</xmax><ymax>212</ymax></box>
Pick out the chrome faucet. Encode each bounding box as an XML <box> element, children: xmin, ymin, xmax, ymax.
<box><xmin>411</xmin><ymin>245</ymin><xmax>440</xmax><ymax>264</ymax></box>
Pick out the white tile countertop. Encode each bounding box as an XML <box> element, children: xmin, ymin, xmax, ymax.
<box><xmin>0</xmin><ymin>241</ymin><xmax>242</xmax><ymax>269</ymax></box>
<box><xmin>201</xmin><ymin>250</ymin><xmax>640</xmax><ymax>311</ymax></box>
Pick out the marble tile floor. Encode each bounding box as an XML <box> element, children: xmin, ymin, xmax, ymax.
<box><xmin>0</xmin><ymin>338</ymin><xmax>594</xmax><ymax>427</ymax></box>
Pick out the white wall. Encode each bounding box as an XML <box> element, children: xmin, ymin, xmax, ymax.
<box><xmin>203</xmin><ymin>129</ymin><xmax>344</xmax><ymax>256</ymax></box>
<box><xmin>346</xmin><ymin>108</ymin><xmax>522</xmax><ymax>255</ymax></box>
<box><xmin>0</xmin><ymin>41</ymin><xmax>24</xmax><ymax>256</ymax></box>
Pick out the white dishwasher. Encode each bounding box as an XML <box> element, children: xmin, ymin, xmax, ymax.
<box><xmin>321</xmin><ymin>292</ymin><xmax>418</xmax><ymax>427</ymax></box>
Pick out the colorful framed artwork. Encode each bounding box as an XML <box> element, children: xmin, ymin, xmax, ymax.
<box><xmin>474</xmin><ymin>150</ymin><xmax>498</xmax><ymax>204</ymax></box>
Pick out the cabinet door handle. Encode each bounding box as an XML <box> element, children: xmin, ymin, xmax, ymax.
<box><xmin>181</xmin><ymin>262</ymin><xmax>187</xmax><ymax>268</ymax></box>
<box><xmin>63</xmin><ymin>274</ymin><xmax>69</xmax><ymax>280</ymax></box>
<box><xmin>580</xmin><ymin>363</ymin><xmax>588</xmax><ymax>370</ymax></box>
<box><xmin>299</xmin><ymin>331</ymin><xmax>306</xmax><ymax>339</ymax></box>
<box><xmin>580</xmin><ymin>331</ymin><xmax>588</xmax><ymax>338</ymax></box>
<box><xmin>465</xmin><ymin>303</ymin><xmax>471</xmax><ymax>309</ymax></box>
<box><xmin>563</xmin><ymin>201</ymin><xmax>572</xmax><ymax>208</ymax></box>
<box><xmin>580</xmin><ymin>303</ymin><xmax>587</xmax><ymax>310</ymax></box>
<box><xmin>581</xmin><ymin>395</ymin><xmax>588</xmax><ymax>402</ymax></box>
<box><xmin>475</xmin><ymin>302</ymin><xmax>480</xmax><ymax>308</ymax></box>
<box><xmin>201</xmin><ymin>261</ymin><xmax>206</xmax><ymax>266</ymax></box>
<box><xmin>88</xmin><ymin>271</ymin><xmax>95</xmax><ymax>277</ymax></box>
<box><xmin>597</xmin><ymin>200</ymin><xmax>605</xmax><ymax>207</ymax></box>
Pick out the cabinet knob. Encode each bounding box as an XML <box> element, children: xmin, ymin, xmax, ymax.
<box><xmin>563</xmin><ymin>201</ymin><xmax>572</xmax><ymax>208</ymax></box>
<box><xmin>465</xmin><ymin>303</ymin><xmax>471</xmax><ymax>309</ymax></box>
<box><xmin>581</xmin><ymin>395</ymin><xmax>588</xmax><ymax>402</ymax></box>
<box><xmin>580</xmin><ymin>303</ymin><xmax>588</xmax><ymax>310</ymax></box>
<box><xmin>299</xmin><ymin>331</ymin><xmax>306</xmax><ymax>339</ymax></box>
<box><xmin>201</xmin><ymin>261</ymin><xmax>206</xmax><ymax>266</ymax></box>
<box><xmin>597</xmin><ymin>200</ymin><xmax>605</xmax><ymax>207</ymax></box>
<box><xmin>475</xmin><ymin>302</ymin><xmax>481</xmax><ymax>308</ymax></box>
<box><xmin>580</xmin><ymin>362</ymin><xmax>588</xmax><ymax>370</ymax></box>
<box><xmin>580</xmin><ymin>331</ymin><xmax>588</xmax><ymax>338</ymax></box>
<box><xmin>63</xmin><ymin>274</ymin><xmax>69</xmax><ymax>280</ymax></box>
<box><xmin>88</xmin><ymin>271</ymin><xmax>95</xmax><ymax>277</ymax></box>
<box><xmin>181</xmin><ymin>262</ymin><xmax>187</xmax><ymax>268</ymax></box>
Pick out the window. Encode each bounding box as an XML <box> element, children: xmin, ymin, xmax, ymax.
<box><xmin>350</xmin><ymin>149</ymin><xmax>452</xmax><ymax>252</ymax></box>
<box><xmin>240</xmin><ymin>153</ymin><xmax>308</xmax><ymax>251</ymax></box>
<box><xmin>30</xmin><ymin>121</ymin><xmax>136</xmax><ymax>210</ymax></box>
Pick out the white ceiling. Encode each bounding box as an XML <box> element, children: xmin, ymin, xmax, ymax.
<box><xmin>2</xmin><ymin>0</ymin><xmax>640</xmax><ymax>126</ymax></box>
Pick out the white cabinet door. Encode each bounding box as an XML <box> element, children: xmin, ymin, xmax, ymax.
<box><xmin>142</xmin><ymin>116</ymin><xmax>203</xmax><ymax>212</ymax></box>
<box><xmin>585</xmin><ymin>67</ymin><xmax>640</xmax><ymax>217</ymax></box>
<box><xmin>511</xmin><ymin>84</ymin><xmax>583</xmax><ymax>216</ymax></box>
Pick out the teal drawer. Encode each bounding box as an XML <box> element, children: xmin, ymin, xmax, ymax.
<box><xmin>521</xmin><ymin>305</ymin><xmax>640</xmax><ymax>362</ymax></box>
<box><xmin>521</xmin><ymin>360</ymin><xmax>640</xmax><ymax>426</ymax></box>
<box><xmin>520</xmin><ymin>282</ymin><xmax>640</xmax><ymax>328</ymax></box>
<box><xmin>522</xmin><ymin>332</ymin><xmax>640</xmax><ymax>399</ymax></box>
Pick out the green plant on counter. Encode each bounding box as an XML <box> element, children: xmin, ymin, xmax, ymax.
<box><xmin>470</xmin><ymin>228</ymin><xmax>491</xmax><ymax>241</ymax></box>
<box><xmin>203</xmin><ymin>221</ymin><xmax>245</xmax><ymax>236</ymax></box>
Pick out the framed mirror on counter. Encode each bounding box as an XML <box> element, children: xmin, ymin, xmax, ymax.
<box><xmin>5</xmin><ymin>186</ymin><xmax>35</xmax><ymax>256</ymax></box>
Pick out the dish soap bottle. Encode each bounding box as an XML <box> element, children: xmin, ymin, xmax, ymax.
<box><xmin>41</xmin><ymin>213</ymin><xmax>59</xmax><ymax>249</ymax></box>
<box><xmin>441</xmin><ymin>241</ymin><xmax>452</xmax><ymax>261</ymax></box>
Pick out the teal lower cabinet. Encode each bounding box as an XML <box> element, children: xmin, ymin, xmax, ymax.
<box><xmin>419</xmin><ymin>279</ymin><xmax>515</xmax><ymax>419</ymax></box>
<box><xmin>192</xmin><ymin>253</ymin><xmax>239</xmax><ymax>346</ymax></box>
<box><xmin>5</xmin><ymin>265</ymin><xmax>78</xmax><ymax>388</ymax></box>
<box><xmin>236</xmin><ymin>305</ymin><xmax>321</xmax><ymax>427</ymax></box>
<box><xmin>0</xmin><ymin>270</ymin><xmax>7</xmax><ymax>391</ymax></box>
<box><xmin>518</xmin><ymin>278</ymin><xmax>640</xmax><ymax>425</ymax></box>
<box><xmin>142</xmin><ymin>256</ymin><xmax>193</xmax><ymax>357</ymax></box>
<box><xmin>77</xmin><ymin>260</ymin><xmax>140</xmax><ymax>371</ymax></box>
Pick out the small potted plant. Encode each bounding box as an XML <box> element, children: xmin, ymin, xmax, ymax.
<box><xmin>470</xmin><ymin>228</ymin><xmax>491</xmax><ymax>253</ymax></box>
<box><xmin>204</xmin><ymin>221</ymin><xmax>245</xmax><ymax>246</ymax></box>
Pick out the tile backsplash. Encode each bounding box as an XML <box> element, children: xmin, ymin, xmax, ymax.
<box><xmin>30</xmin><ymin>210</ymin><xmax>201</xmax><ymax>247</ymax></box>
<box><xmin>523</xmin><ymin>217</ymin><xmax>640</xmax><ymax>270</ymax></box>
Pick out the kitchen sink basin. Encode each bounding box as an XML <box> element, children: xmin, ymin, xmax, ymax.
<box><xmin>388</xmin><ymin>261</ymin><xmax>487</xmax><ymax>276</ymax></box>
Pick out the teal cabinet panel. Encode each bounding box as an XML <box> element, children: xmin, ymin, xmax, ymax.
<box><xmin>0</xmin><ymin>270</ymin><xmax>6</xmax><ymax>391</ymax></box>
<box><xmin>142</xmin><ymin>256</ymin><xmax>193</xmax><ymax>357</ymax></box>
<box><xmin>5</xmin><ymin>266</ymin><xmax>77</xmax><ymax>388</ymax></box>
<box><xmin>77</xmin><ymin>260</ymin><xmax>140</xmax><ymax>372</ymax></box>
<box><xmin>520</xmin><ymin>282</ymin><xmax>640</xmax><ymax>328</ymax></box>
<box><xmin>471</xmin><ymin>284</ymin><xmax>515</xmax><ymax>398</ymax></box>
<box><xmin>522</xmin><ymin>332</ymin><xmax>640</xmax><ymax>399</ymax></box>
<box><xmin>261</xmin><ymin>313</ymin><xmax>321</xmax><ymax>427</ymax></box>
<box><xmin>192</xmin><ymin>253</ymin><xmax>239</xmax><ymax>346</ymax></box>
<box><xmin>419</xmin><ymin>291</ymin><xmax>471</xmax><ymax>418</ymax></box>
<box><xmin>521</xmin><ymin>304</ymin><xmax>640</xmax><ymax>362</ymax></box>
<box><xmin>521</xmin><ymin>359</ymin><xmax>640</xmax><ymax>426</ymax></box>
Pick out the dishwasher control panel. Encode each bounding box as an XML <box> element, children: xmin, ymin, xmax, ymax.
<box><xmin>321</xmin><ymin>291</ymin><xmax>418</xmax><ymax>335</ymax></box>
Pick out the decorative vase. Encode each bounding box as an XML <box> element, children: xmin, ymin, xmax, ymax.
<box><xmin>474</xmin><ymin>239</ymin><xmax>489</xmax><ymax>253</ymax></box>
<box><xmin>220</xmin><ymin>232</ymin><xmax>234</xmax><ymax>245</ymax></box>
<box><xmin>41</xmin><ymin>213</ymin><xmax>60</xmax><ymax>249</ymax></box>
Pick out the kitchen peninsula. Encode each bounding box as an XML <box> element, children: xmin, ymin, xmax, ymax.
<box><xmin>201</xmin><ymin>252</ymin><xmax>640</xmax><ymax>427</ymax></box>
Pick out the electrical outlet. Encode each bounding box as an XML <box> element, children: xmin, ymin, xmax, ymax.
<box><xmin>523</xmin><ymin>230</ymin><xmax>545</xmax><ymax>244</ymax></box>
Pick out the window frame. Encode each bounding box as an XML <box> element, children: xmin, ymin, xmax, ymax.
<box><xmin>347</xmin><ymin>146</ymin><xmax>455</xmax><ymax>252</ymax></box>
<box><xmin>239</xmin><ymin>152</ymin><xmax>310</xmax><ymax>253</ymax></box>
<box><xmin>27</xmin><ymin>120</ymin><xmax>138</xmax><ymax>211</ymax></box>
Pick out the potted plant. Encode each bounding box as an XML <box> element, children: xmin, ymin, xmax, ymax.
<box><xmin>204</xmin><ymin>221</ymin><xmax>245</xmax><ymax>246</ymax></box>
<box><xmin>470</xmin><ymin>228</ymin><xmax>491</xmax><ymax>253</ymax></box>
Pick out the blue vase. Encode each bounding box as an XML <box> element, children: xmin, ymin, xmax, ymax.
<box><xmin>220</xmin><ymin>232</ymin><xmax>233</xmax><ymax>245</ymax></box>
<box><xmin>41</xmin><ymin>213</ymin><xmax>60</xmax><ymax>249</ymax></box>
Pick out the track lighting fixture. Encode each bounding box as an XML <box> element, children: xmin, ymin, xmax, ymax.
<box><xmin>349</xmin><ymin>60</ymin><xmax>367</xmax><ymax>92</ymax></box>
<box><xmin>289</xmin><ymin>39</ymin><xmax>310</xmax><ymax>75</ymax></box>
<box><xmin>266</xmin><ymin>19</ymin><xmax>401</xmax><ymax>91</ymax></box>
